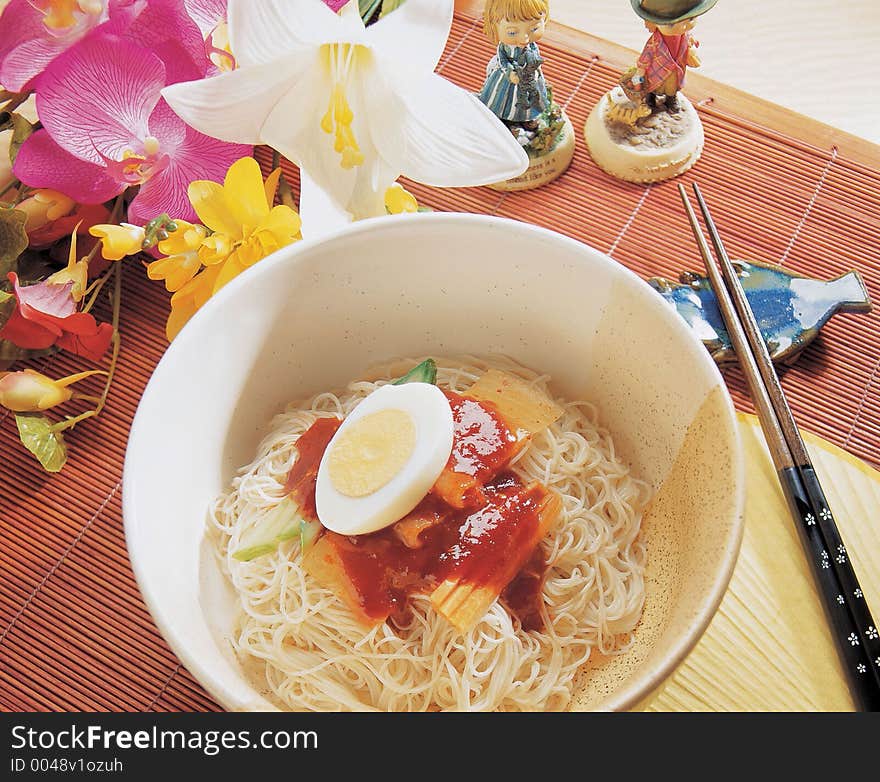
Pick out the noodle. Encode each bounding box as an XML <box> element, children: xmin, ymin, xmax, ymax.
<box><xmin>208</xmin><ymin>357</ymin><xmax>650</xmax><ymax>711</ymax></box>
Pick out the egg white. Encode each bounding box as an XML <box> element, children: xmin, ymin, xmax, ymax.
<box><xmin>315</xmin><ymin>382</ymin><xmax>454</xmax><ymax>535</ymax></box>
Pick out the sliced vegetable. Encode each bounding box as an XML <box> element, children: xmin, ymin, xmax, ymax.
<box><xmin>466</xmin><ymin>369</ymin><xmax>564</xmax><ymax>436</ymax></box>
<box><xmin>302</xmin><ymin>533</ymin><xmax>382</xmax><ymax>627</ymax></box>
<box><xmin>392</xmin><ymin>502</ymin><xmax>449</xmax><ymax>549</ymax></box>
<box><xmin>391</xmin><ymin>358</ymin><xmax>437</xmax><ymax>386</ymax></box>
<box><xmin>431</xmin><ymin>391</ymin><xmax>526</xmax><ymax>510</ymax></box>
<box><xmin>430</xmin><ymin>489</ymin><xmax>562</xmax><ymax>633</ymax></box>
<box><xmin>232</xmin><ymin>496</ymin><xmax>303</xmax><ymax>561</ymax></box>
<box><xmin>300</xmin><ymin>518</ymin><xmax>322</xmax><ymax>555</ymax></box>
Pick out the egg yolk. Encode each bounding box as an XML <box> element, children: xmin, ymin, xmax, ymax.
<box><xmin>327</xmin><ymin>409</ymin><xmax>416</xmax><ymax>497</ymax></box>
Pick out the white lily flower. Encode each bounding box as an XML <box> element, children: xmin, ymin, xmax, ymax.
<box><xmin>162</xmin><ymin>0</ymin><xmax>528</xmax><ymax>235</ymax></box>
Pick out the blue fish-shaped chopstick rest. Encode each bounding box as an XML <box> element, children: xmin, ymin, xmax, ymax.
<box><xmin>648</xmin><ymin>260</ymin><xmax>873</xmax><ymax>364</ymax></box>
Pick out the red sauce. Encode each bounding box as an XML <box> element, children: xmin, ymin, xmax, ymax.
<box><xmin>431</xmin><ymin>391</ymin><xmax>521</xmax><ymax>509</ymax></box>
<box><xmin>286</xmin><ymin>399</ymin><xmax>553</xmax><ymax>631</ymax></box>
<box><xmin>283</xmin><ymin>417</ymin><xmax>340</xmax><ymax>520</ymax></box>
<box><xmin>321</xmin><ymin>474</ymin><xmax>547</xmax><ymax>626</ymax></box>
<box><xmin>436</xmin><ymin>474</ymin><xmax>544</xmax><ymax>585</ymax></box>
<box><xmin>502</xmin><ymin>546</ymin><xmax>547</xmax><ymax>633</ymax></box>
<box><xmin>319</xmin><ymin>511</ymin><xmax>459</xmax><ymax>624</ymax></box>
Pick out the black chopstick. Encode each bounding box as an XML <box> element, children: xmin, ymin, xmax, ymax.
<box><xmin>692</xmin><ymin>183</ymin><xmax>880</xmax><ymax>685</ymax></box>
<box><xmin>678</xmin><ymin>184</ymin><xmax>880</xmax><ymax>711</ymax></box>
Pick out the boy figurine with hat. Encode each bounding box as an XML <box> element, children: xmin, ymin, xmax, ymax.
<box><xmin>584</xmin><ymin>0</ymin><xmax>718</xmax><ymax>184</ymax></box>
<box><xmin>630</xmin><ymin>0</ymin><xmax>717</xmax><ymax>113</ymax></box>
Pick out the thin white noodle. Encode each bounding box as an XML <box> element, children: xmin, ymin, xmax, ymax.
<box><xmin>208</xmin><ymin>356</ymin><xmax>650</xmax><ymax>711</ymax></box>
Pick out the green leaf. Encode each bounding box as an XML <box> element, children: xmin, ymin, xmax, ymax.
<box><xmin>0</xmin><ymin>340</ymin><xmax>56</xmax><ymax>363</ymax></box>
<box><xmin>380</xmin><ymin>0</ymin><xmax>405</xmax><ymax>18</ymax></box>
<box><xmin>15</xmin><ymin>412</ymin><xmax>68</xmax><ymax>473</ymax></box>
<box><xmin>9</xmin><ymin>113</ymin><xmax>35</xmax><ymax>165</ymax></box>
<box><xmin>391</xmin><ymin>358</ymin><xmax>437</xmax><ymax>385</ymax></box>
<box><xmin>358</xmin><ymin>0</ymin><xmax>382</xmax><ymax>21</ymax></box>
<box><xmin>0</xmin><ymin>288</ymin><xmax>13</xmax><ymax>331</ymax></box>
<box><xmin>0</xmin><ymin>208</ymin><xmax>28</xmax><ymax>278</ymax></box>
<box><xmin>359</xmin><ymin>0</ymin><xmax>404</xmax><ymax>23</ymax></box>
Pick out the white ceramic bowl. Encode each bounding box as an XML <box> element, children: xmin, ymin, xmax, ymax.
<box><xmin>123</xmin><ymin>212</ymin><xmax>744</xmax><ymax>711</ymax></box>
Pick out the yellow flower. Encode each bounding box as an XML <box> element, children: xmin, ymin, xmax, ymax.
<box><xmin>146</xmin><ymin>221</ymin><xmax>207</xmax><ymax>292</ymax></box>
<box><xmin>46</xmin><ymin>224</ymin><xmax>89</xmax><ymax>302</ymax></box>
<box><xmin>384</xmin><ymin>183</ymin><xmax>419</xmax><ymax>215</ymax></box>
<box><xmin>89</xmin><ymin>223</ymin><xmax>146</xmax><ymax>261</ymax></box>
<box><xmin>187</xmin><ymin>157</ymin><xmax>301</xmax><ymax>294</ymax></box>
<box><xmin>0</xmin><ymin>368</ymin><xmax>104</xmax><ymax>412</ymax></box>
<box><xmin>165</xmin><ymin>264</ymin><xmax>223</xmax><ymax>341</ymax></box>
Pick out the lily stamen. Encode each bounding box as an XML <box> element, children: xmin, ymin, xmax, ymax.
<box><xmin>320</xmin><ymin>43</ymin><xmax>364</xmax><ymax>170</ymax></box>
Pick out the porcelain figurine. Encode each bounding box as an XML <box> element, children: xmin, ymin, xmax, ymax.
<box><xmin>585</xmin><ymin>0</ymin><xmax>717</xmax><ymax>183</ymax></box>
<box><xmin>649</xmin><ymin>260</ymin><xmax>873</xmax><ymax>365</ymax></box>
<box><xmin>479</xmin><ymin>0</ymin><xmax>575</xmax><ymax>191</ymax></box>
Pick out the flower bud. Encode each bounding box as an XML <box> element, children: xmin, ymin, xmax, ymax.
<box><xmin>46</xmin><ymin>225</ymin><xmax>89</xmax><ymax>301</ymax></box>
<box><xmin>0</xmin><ymin>368</ymin><xmax>105</xmax><ymax>412</ymax></box>
<box><xmin>0</xmin><ymin>370</ymin><xmax>72</xmax><ymax>411</ymax></box>
<box><xmin>17</xmin><ymin>189</ymin><xmax>77</xmax><ymax>232</ymax></box>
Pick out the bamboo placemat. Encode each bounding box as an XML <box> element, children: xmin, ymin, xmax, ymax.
<box><xmin>1</xmin><ymin>5</ymin><xmax>878</xmax><ymax>712</ymax></box>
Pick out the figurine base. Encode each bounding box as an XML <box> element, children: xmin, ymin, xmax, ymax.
<box><xmin>488</xmin><ymin>113</ymin><xmax>575</xmax><ymax>192</ymax></box>
<box><xmin>584</xmin><ymin>93</ymin><xmax>704</xmax><ymax>183</ymax></box>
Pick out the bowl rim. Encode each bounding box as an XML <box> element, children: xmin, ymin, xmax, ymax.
<box><xmin>123</xmin><ymin>210</ymin><xmax>745</xmax><ymax>712</ymax></box>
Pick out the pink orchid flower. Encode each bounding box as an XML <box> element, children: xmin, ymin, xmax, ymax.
<box><xmin>184</xmin><ymin>0</ymin><xmax>227</xmax><ymax>33</ymax></box>
<box><xmin>184</xmin><ymin>0</ymin><xmax>234</xmax><ymax>72</ymax></box>
<box><xmin>0</xmin><ymin>0</ymin><xmax>205</xmax><ymax>93</ymax></box>
<box><xmin>13</xmin><ymin>31</ymin><xmax>251</xmax><ymax>225</ymax></box>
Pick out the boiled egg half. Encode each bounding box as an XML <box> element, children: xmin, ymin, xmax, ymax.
<box><xmin>315</xmin><ymin>382</ymin><xmax>454</xmax><ymax>535</ymax></box>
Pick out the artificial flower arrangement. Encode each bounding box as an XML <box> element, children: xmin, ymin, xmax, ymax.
<box><xmin>0</xmin><ymin>0</ymin><xmax>528</xmax><ymax>472</ymax></box>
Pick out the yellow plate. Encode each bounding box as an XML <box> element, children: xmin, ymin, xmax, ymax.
<box><xmin>650</xmin><ymin>413</ymin><xmax>880</xmax><ymax>711</ymax></box>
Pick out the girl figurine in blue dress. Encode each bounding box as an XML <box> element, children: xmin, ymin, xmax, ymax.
<box><xmin>478</xmin><ymin>0</ymin><xmax>575</xmax><ymax>190</ymax></box>
<box><xmin>479</xmin><ymin>0</ymin><xmax>551</xmax><ymax>134</ymax></box>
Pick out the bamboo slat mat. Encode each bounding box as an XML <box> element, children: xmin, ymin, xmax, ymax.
<box><xmin>650</xmin><ymin>414</ymin><xmax>880</xmax><ymax>712</ymax></box>
<box><xmin>1</xmin><ymin>6</ymin><xmax>878</xmax><ymax>712</ymax></box>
